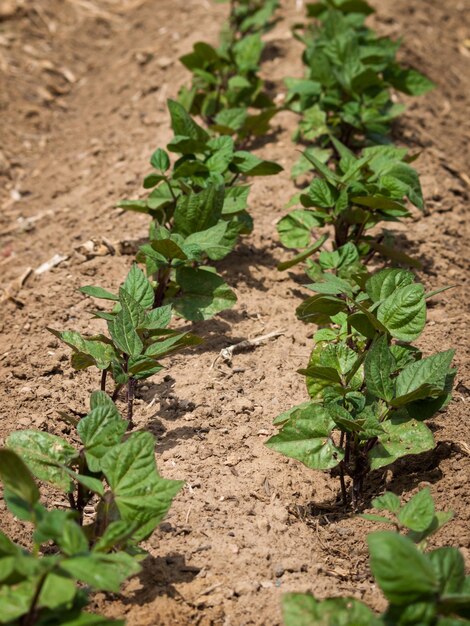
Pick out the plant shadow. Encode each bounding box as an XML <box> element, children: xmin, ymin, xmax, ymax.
<box><xmin>294</xmin><ymin>441</ymin><xmax>454</xmax><ymax>524</ymax></box>
<box><xmin>121</xmin><ymin>553</ymin><xmax>200</xmax><ymax>606</ymax></box>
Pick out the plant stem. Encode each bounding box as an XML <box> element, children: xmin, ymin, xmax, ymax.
<box><xmin>154</xmin><ymin>268</ymin><xmax>170</xmax><ymax>308</ymax></box>
<box><xmin>112</xmin><ymin>383</ymin><xmax>124</xmax><ymax>402</ymax></box>
<box><xmin>100</xmin><ymin>369</ymin><xmax>107</xmax><ymax>392</ymax></box>
<box><xmin>22</xmin><ymin>572</ymin><xmax>48</xmax><ymax>626</ymax></box>
<box><xmin>127</xmin><ymin>377</ymin><xmax>136</xmax><ymax>428</ymax></box>
<box><xmin>339</xmin><ymin>462</ymin><xmax>347</xmax><ymax>506</ymax></box>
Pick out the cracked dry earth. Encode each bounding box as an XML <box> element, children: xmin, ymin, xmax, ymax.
<box><xmin>0</xmin><ymin>0</ymin><xmax>469</xmax><ymax>624</ymax></box>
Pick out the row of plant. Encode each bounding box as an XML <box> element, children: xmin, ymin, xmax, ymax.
<box><xmin>258</xmin><ymin>0</ymin><xmax>466</xmax><ymax>623</ymax></box>
<box><xmin>0</xmin><ymin>2</ymin><xmax>284</xmax><ymax>624</ymax></box>
<box><xmin>0</xmin><ymin>1</ymin><xmax>466</xmax><ymax>624</ymax></box>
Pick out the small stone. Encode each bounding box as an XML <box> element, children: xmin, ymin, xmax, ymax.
<box><xmin>158</xmin><ymin>56</ymin><xmax>173</xmax><ymax>69</ymax></box>
<box><xmin>36</xmin><ymin>386</ymin><xmax>52</xmax><ymax>398</ymax></box>
<box><xmin>19</xmin><ymin>385</ymin><xmax>33</xmax><ymax>395</ymax></box>
<box><xmin>274</xmin><ymin>565</ymin><xmax>285</xmax><ymax>578</ymax></box>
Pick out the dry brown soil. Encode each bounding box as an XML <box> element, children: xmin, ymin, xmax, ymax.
<box><xmin>0</xmin><ymin>0</ymin><xmax>469</xmax><ymax>624</ymax></box>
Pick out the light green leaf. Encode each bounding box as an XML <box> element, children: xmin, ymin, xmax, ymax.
<box><xmin>364</xmin><ymin>335</ymin><xmax>396</xmax><ymax>401</ymax></box>
<box><xmin>266</xmin><ymin>405</ymin><xmax>343</xmax><ymax>470</ymax></box>
<box><xmin>121</xmin><ymin>264</ymin><xmax>154</xmax><ymax>309</ymax></box>
<box><xmin>77</xmin><ymin>406</ymin><xmax>128</xmax><ymax>473</ymax></box>
<box><xmin>377</xmin><ymin>283</ymin><xmax>426</xmax><ymax>342</ymax></box>
<box><xmin>170</xmin><ymin>267</ymin><xmax>237</xmax><ymax>321</ymax></box>
<box><xmin>393</xmin><ymin>350</ymin><xmax>455</xmax><ymax>405</ymax></box>
<box><xmin>398</xmin><ymin>488</ymin><xmax>435</xmax><ymax>532</ymax></box>
<box><xmin>0</xmin><ymin>449</ymin><xmax>39</xmax><ymax>511</ymax></box>
<box><xmin>282</xmin><ymin>593</ymin><xmax>380</xmax><ymax>626</ymax></box>
<box><xmin>6</xmin><ymin>431</ymin><xmax>78</xmax><ymax>492</ymax></box>
<box><xmin>366</xmin><ymin>268</ymin><xmax>415</xmax><ymax>302</ymax></box>
<box><xmin>277</xmin><ymin>210</ymin><xmax>321</xmax><ymax>249</ymax></box>
<box><xmin>61</xmin><ymin>552</ymin><xmax>141</xmax><ymax>593</ymax></box>
<box><xmin>368</xmin><ymin>531</ymin><xmax>439</xmax><ymax>604</ymax></box>
<box><xmin>369</xmin><ymin>416</ymin><xmax>435</xmax><ymax>470</ymax></box>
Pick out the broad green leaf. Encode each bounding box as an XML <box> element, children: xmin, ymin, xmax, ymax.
<box><xmin>101</xmin><ymin>432</ymin><xmax>183</xmax><ymax>525</ymax></box>
<box><xmin>308</xmin><ymin>178</ymin><xmax>336</xmax><ymax>208</ymax></box>
<box><xmin>0</xmin><ymin>449</ymin><xmax>39</xmax><ymax>511</ymax></box>
<box><xmin>0</xmin><ymin>579</ymin><xmax>35</xmax><ymax>622</ymax></box>
<box><xmin>377</xmin><ymin>283</ymin><xmax>426</xmax><ymax>342</ymax></box>
<box><xmin>77</xmin><ymin>406</ymin><xmax>128</xmax><ymax>473</ymax></box>
<box><xmin>141</xmin><ymin>305</ymin><xmax>172</xmax><ymax>330</ymax></box>
<box><xmin>145</xmin><ymin>332</ymin><xmax>202</xmax><ymax>359</ymax></box>
<box><xmin>296</xmin><ymin>293</ymin><xmax>347</xmax><ymax>324</ymax></box>
<box><xmin>369</xmin><ymin>416</ymin><xmax>434</xmax><ymax>470</ymax></box>
<box><xmin>398</xmin><ymin>488</ymin><xmax>435</xmax><ymax>532</ymax></box>
<box><xmin>273</xmin><ymin>401</ymin><xmax>313</xmax><ymax>426</ymax></box>
<box><xmin>108</xmin><ymin>308</ymin><xmax>143</xmax><ymax>358</ymax></box>
<box><xmin>364</xmin><ymin>335</ymin><xmax>395</xmax><ymax>401</ymax></box>
<box><xmin>368</xmin><ymin>531</ymin><xmax>439</xmax><ymax>604</ymax></box>
<box><xmin>6</xmin><ymin>431</ymin><xmax>78</xmax><ymax>492</ymax></box>
<box><xmin>371</xmin><ymin>492</ymin><xmax>401</xmax><ymax>514</ymax></box>
<box><xmin>174</xmin><ymin>184</ymin><xmax>225</xmax><ymax>237</ymax></box>
<box><xmin>266</xmin><ymin>405</ymin><xmax>343</xmax><ymax>470</ymax></box>
<box><xmin>167</xmin><ymin>98</ymin><xmax>209</xmax><ymax>144</ymax></box>
<box><xmin>428</xmin><ymin>548</ymin><xmax>465</xmax><ymax>595</ymax></box>
<box><xmin>118</xmin><ymin>288</ymin><xmax>146</xmax><ymax>329</ymax></box>
<box><xmin>184</xmin><ymin>221</ymin><xmax>231</xmax><ymax>260</ymax></box>
<box><xmin>121</xmin><ymin>264</ymin><xmax>154</xmax><ymax>309</ymax></box>
<box><xmin>307</xmin><ymin>274</ymin><xmax>354</xmax><ymax>297</ymax></box>
<box><xmin>232</xmin><ymin>151</ymin><xmax>282</xmax><ymax>176</ymax></box>
<box><xmin>282</xmin><ymin>593</ymin><xmax>380</xmax><ymax>626</ymax></box>
<box><xmin>39</xmin><ymin>572</ymin><xmax>77</xmax><ymax>609</ymax></box>
<box><xmin>61</xmin><ymin>552</ymin><xmax>141</xmax><ymax>593</ymax></box>
<box><xmin>388</xmin><ymin>67</ymin><xmax>435</xmax><ymax>96</ymax></box>
<box><xmin>277</xmin><ymin>210</ymin><xmax>321</xmax><ymax>249</ymax></box>
<box><xmin>150</xmin><ymin>148</ymin><xmax>170</xmax><ymax>172</ymax></box>
<box><xmin>170</xmin><ymin>267</ymin><xmax>236</xmax><ymax>321</ymax></box>
<box><xmin>393</xmin><ymin>350</ymin><xmax>455</xmax><ymax>405</ymax></box>
<box><xmin>366</xmin><ymin>269</ymin><xmax>415</xmax><ymax>302</ymax></box>
<box><xmin>48</xmin><ymin>329</ymin><xmax>115</xmax><ymax>370</ymax></box>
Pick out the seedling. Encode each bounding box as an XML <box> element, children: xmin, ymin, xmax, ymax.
<box><xmin>120</xmin><ymin>100</ymin><xmax>281</xmax><ymax>318</ymax></box>
<box><xmin>282</xmin><ymin>491</ymin><xmax>469</xmax><ymax>626</ymax></box>
<box><xmin>6</xmin><ymin>392</ymin><xmax>183</xmax><ymax>547</ymax></box>
<box><xmin>178</xmin><ymin>22</ymin><xmax>277</xmax><ymax>141</ymax></box>
<box><xmin>0</xmin><ymin>448</ymin><xmax>141</xmax><ymax>626</ymax></box>
<box><xmin>362</xmin><ymin>488</ymin><xmax>454</xmax><ymax>550</ymax></box>
<box><xmin>267</xmin><ymin>267</ymin><xmax>455</xmax><ymax>505</ymax></box>
<box><xmin>278</xmin><ymin>140</ymin><xmax>425</xmax><ymax>267</ymax></box>
<box><xmin>287</xmin><ymin>0</ymin><xmax>434</xmax><ymax>148</ymax></box>
<box><xmin>49</xmin><ymin>264</ymin><xmax>201</xmax><ymax>423</ymax></box>
<box><xmin>217</xmin><ymin>0</ymin><xmax>280</xmax><ymax>39</ymax></box>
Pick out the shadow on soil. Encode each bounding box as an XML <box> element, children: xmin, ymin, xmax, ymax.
<box><xmin>294</xmin><ymin>441</ymin><xmax>454</xmax><ymax>524</ymax></box>
<box><xmin>122</xmin><ymin>553</ymin><xmax>200</xmax><ymax>605</ymax></box>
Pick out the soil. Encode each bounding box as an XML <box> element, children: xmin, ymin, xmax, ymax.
<box><xmin>0</xmin><ymin>0</ymin><xmax>469</xmax><ymax>625</ymax></box>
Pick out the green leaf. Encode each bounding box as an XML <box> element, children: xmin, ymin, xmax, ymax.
<box><xmin>308</xmin><ymin>178</ymin><xmax>336</xmax><ymax>208</ymax></box>
<box><xmin>371</xmin><ymin>492</ymin><xmax>401</xmax><ymax>514</ymax></box>
<box><xmin>108</xmin><ymin>308</ymin><xmax>143</xmax><ymax>359</ymax></box>
<box><xmin>366</xmin><ymin>268</ymin><xmax>415</xmax><ymax>302</ymax></box>
<box><xmin>282</xmin><ymin>593</ymin><xmax>380</xmax><ymax>626</ymax></box>
<box><xmin>80</xmin><ymin>286</ymin><xmax>118</xmax><ymax>301</ymax></box>
<box><xmin>145</xmin><ymin>332</ymin><xmax>202</xmax><ymax>359</ymax></box>
<box><xmin>368</xmin><ymin>531</ymin><xmax>439</xmax><ymax>604</ymax></box>
<box><xmin>369</xmin><ymin>416</ymin><xmax>435</xmax><ymax>470</ymax></box>
<box><xmin>48</xmin><ymin>329</ymin><xmax>115</xmax><ymax>370</ymax></box>
<box><xmin>277</xmin><ymin>210</ymin><xmax>321</xmax><ymax>249</ymax></box>
<box><xmin>174</xmin><ymin>184</ymin><xmax>225</xmax><ymax>237</ymax></box>
<box><xmin>121</xmin><ymin>264</ymin><xmax>154</xmax><ymax>309</ymax></box>
<box><xmin>170</xmin><ymin>267</ymin><xmax>237</xmax><ymax>321</ymax></box>
<box><xmin>167</xmin><ymin>98</ymin><xmax>209</xmax><ymax>144</ymax></box>
<box><xmin>0</xmin><ymin>449</ymin><xmax>39</xmax><ymax>511</ymax></box>
<box><xmin>184</xmin><ymin>221</ymin><xmax>231</xmax><ymax>260</ymax></box>
<box><xmin>101</xmin><ymin>432</ymin><xmax>183</xmax><ymax>526</ymax></box>
<box><xmin>393</xmin><ymin>350</ymin><xmax>455</xmax><ymax>405</ymax></box>
<box><xmin>266</xmin><ymin>404</ymin><xmax>343</xmax><ymax>470</ymax></box>
<box><xmin>428</xmin><ymin>548</ymin><xmax>465</xmax><ymax>595</ymax></box>
<box><xmin>272</xmin><ymin>401</ymin><xmax>313</xmax><ymax>426</ymax></box>
<box><xmin>39</xmin><ymin>572</ymin><xmax>77</xmax><ymax>609</ymax></box>
<box><xmin>150</xmin><ymin>148</ymin><xmax>170</xmax><ymax>172</ymax></box>
<box><xmin>77</xmin><ymin>405</ymin><xmax>128</xmax><ymax>473</ymax></box>
<box><xmin>232</xmin><ymin>151</ymin><xmax>282</xmax><ymax>176</ymax></box>
<box><xmin>0</xmin><ymin>579</ymin><xmax>35</xmax><ymax>623</ymax></box>
<box><xmin>61</xmin><ymin>552</ymin><xmax>141</xmax><ymax>593</ymax></box>
<box><xmin>296</xmin><ymin>293</ymin><xmax>346</xmax><ymax>324</ymax></box>
<box><xmin>377</xmin><ymin>283</ymin><xmax>426</xmax><ymax>342</ymax></box>
<box><xmin>388</xmin><ymin>67</ymin><xmax>435</xmax><ymax>96</ymax></box>
<box><xmin>6</xmin><ymin>431</ymin><xmax>78</xmax><ymax>492</ymax></box>
<box><xmin>398</xmin><ymin>488</ymin><xmax>435</xmax><ymax>532</ymax></box>
<box><xmin>141</xmin><ymin>305</ymin><xmax>172</xmax><ymax>330</ymax></box>
<box><xmin>364</xmin><ymin>336</ymin><xmax>396</xmax><ymax>401</ymax></box>
<box><xmin>277</xmin><ymin>234</ymin><xmax>328</xmax><ymax>271</ymax></box>
<box><xmin>118</xmin><ymin>288</ymin><xmax>146</xmax><ymax>329</ymax></box>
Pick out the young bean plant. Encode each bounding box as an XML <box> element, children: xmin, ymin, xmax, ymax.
<box><xmin>0</xmin><ymin>447</ymin><xmax>142</xmax><ymax>626</ymax></box>
<box><xmin>287</xmin><ymin>0</ymin><xmax>435</xmax><ymax>149</ymax></box>
<box><xmin>278</xmin><ymin>140</ymin><xmax>425</xmax><ymax>268</ymax></box>
<box><xmin>267</xmin><ymin>265</ymin><xmax>455</xmax><ymax>505</ymax></box>
<box><xmin>6</xmin><ymin>392</ymin><xmax>183</xmax><ymax>550</ymax></box>
<box><xmin>282</xmin><ymin>490</ymin><xmax>470</xmax><ymax>625</ymax></box>
<box><xmin>50</xmin><ymin>264</ymin><xmax>201</xmax><ymax>424</ymax></box>
<box><xmin>119</xmin><ymin>100</ymin><xmax>281</xmax><ymax>319</ymax></box>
